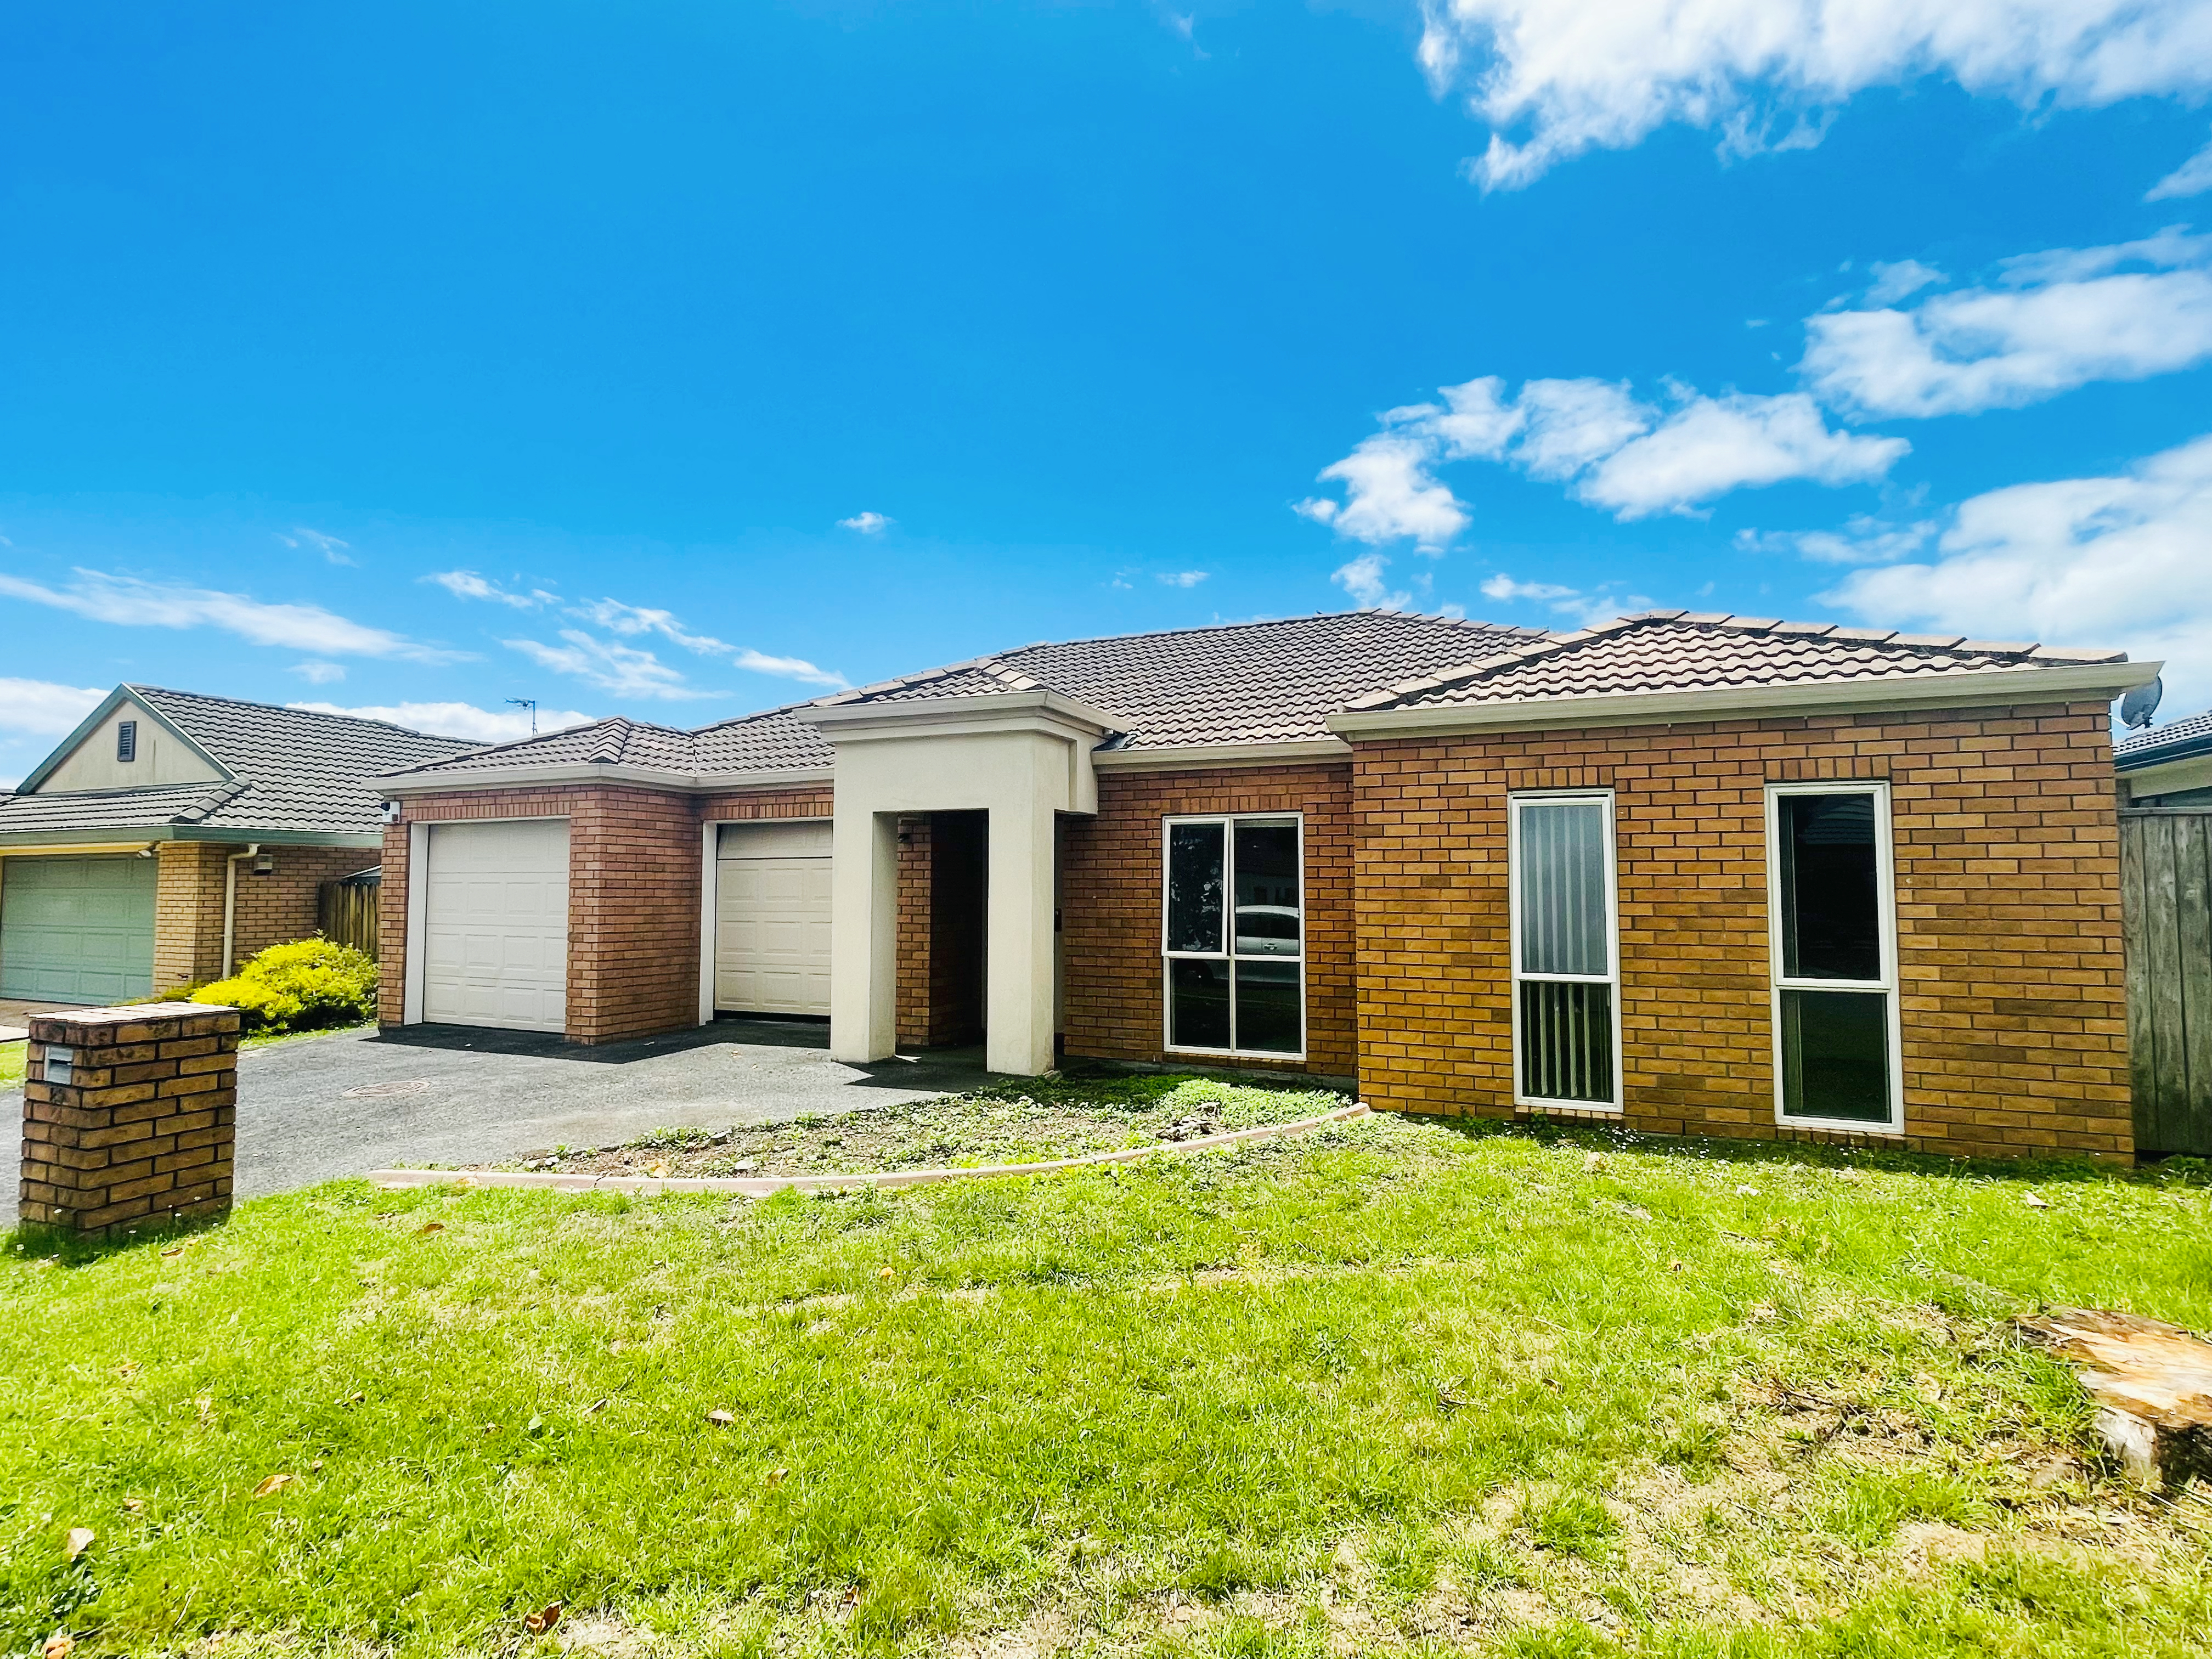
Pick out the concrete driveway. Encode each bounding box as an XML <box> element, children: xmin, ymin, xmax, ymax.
<box><xmin>1</xmin><ymin>1018</ymin><xmax>994</xmax><ymax>1227</ymax></box>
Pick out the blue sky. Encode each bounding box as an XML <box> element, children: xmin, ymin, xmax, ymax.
<box><xmin>4</xmin><ymin>1</ymin><xmax>2211</xmax><ymax>781</ymax></box>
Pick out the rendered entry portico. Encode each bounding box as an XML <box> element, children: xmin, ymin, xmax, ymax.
<box><xmin>795</xmin><ymin>689</ymin><xmax>1118</xmax><ymax>1075</ymax></box>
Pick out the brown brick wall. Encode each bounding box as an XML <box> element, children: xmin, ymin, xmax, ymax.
<box><xmin>229</xmin><ymin>844</ymin><xmax>376</xmax><ymax>967</ymax></box>
<box><xmin>379</xmin><ymin>784</ymin><xmax>829</xmax><ymax>1043</ymax></box>
<box><xmin>154</xmin><ymin>842</ymin><xmax>228</xmax><ymax>991</ymax></box>
<box><xmin>894</xmin><ymin>812</ymin><xmax>986</xmax><ymax>1049</ymax></box>
<box><xmin>20</xmin><ymin>1003</ymin><xmax>239</xmax><ymax>1237</ymax></box>
<box><xmin>151</xmin><ymin>840</ymin><xmax>376</xmax><ymax>991</ymax></box>
<box><xmin>1351</xmin><ymin>702</ymin><xmax>2132</xmax><ymax>1161</ymax></box>
<box><xmin>896</xmin><ymin>815</ymin><xmax>932</xmax><ymax>1049</ymax></box>
<box><xmin>1059</xmin><ymin>763</ymin><xmax>1358</xmax><ymax>1079</ymax></box>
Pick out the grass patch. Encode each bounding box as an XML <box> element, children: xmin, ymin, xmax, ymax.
<box><xmin>0</xmin><ymin>1041</ymin><xmax>21</xmax><ymax>1092</ymax></box>
<box><xmin>496</xmin><ymin>1071</ymin><xmax>1349</xmax><ymax>1180</ymax></box>
<box><xmin>4</xmin><ymin>1099</ymin><xmax>2211</xmax><ymax>1657</ymax></box>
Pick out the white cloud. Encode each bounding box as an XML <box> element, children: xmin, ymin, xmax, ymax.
<box><xmin>1479</xmin><ymin>572</ymin><xmax>1652</xmax><ymax>628</ymax></box>
<box><xmin>276</xmin><ymin>527</ymin><xmax>355</xmax><ymax>566</ymax></box>
<box><xmin>425</xmin><ymin>569</ymin><xmax>557</xmax><ymax>609</ymax></box>
<box><xmin>1157</xmin><ymin>571</ymin><xmax>1209</xmax><ymax>588</ymax></box>
<box><xmin>1418</xmin><ymin>0</ymin><xmax>2212</xmax><ymax>189</ymax></box>
<box><xmin>0</xmin><ymin>677</ymin><xmax>105</xmax><ymax>739</ymax></box>
<box><xmin>0</xmin><ymin>568</ymin><xmax>468</xmax><ymax>662</ymax></box>
<box><xmin>1480</xmin><ymin>574</ymin><xmax>1577</xmax><ymax>602</ymax></box>
<box><xmin>289</xmin><ymin>700</ymin><xmax>595</xmax><ymax>744</ymax></box>
<box><xmin>1865</xmin><ymin>259</ymin><xmax>1945</xmax><ymax>305</ymax></box>
<box><xmin>1821</xmin><ymin>431</ymin><xmax>2212</xmax><ymax>709</ymax></box>
<box><xmin>1295</xmin><ymin>430</ymin><xmax>1470</xmax><ymax>549</ymax></box>
<box><xmin>290</xmin><ymin>661</ymin><xmax>347</xmax><ymax>684</ymax></box>
<box><xmin>1735</xmin><ymin>515</ymin><xmax>1938</xmax><ymax>563</ymax></box>
<box><xmin>1579</xmin><ymin>391</ymin><xmax>1905</xmax><ymax>516</ymax></box>
<box><xmin>1333</xmin><ymin>552</ymin><xmax>1412</xmax><ymax>611</ymax></box>
<box><xmin>732</xmin><ymin>648</ymin><xmax>847</xmax><ymax>689</ymax></box>
<box><xmin>1801</xmin><ymin>230</ymin><xmax>2212</xmax><ymax>417</ymax></box>
<box><xmin>571</xmin><ymin>597</ymin><xmax>732</xmax><ymax>655</ymax></box>
<box><xmin>1300</xmin><ymin>376</ymin><xmax>1901</xmax><ymax>532</ymax></box>
<box><xmin>2147</xmin><ymin>131</ymin><xmax>2212</xmax><ymax>200</ymax></box>
<box><xmin>505</xmin><ymin>630</ymin><xmax>718</xmax><ymax>699</ymax></box>
<box><xmin>838</xmin><ymin>511</ymin><xmax>894</xmax><ymax>534</ymax></box>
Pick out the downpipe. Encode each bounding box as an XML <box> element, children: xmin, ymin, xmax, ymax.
<box><xmin>221</xmin><ymin>844</ymin><xmax>262</xmax><ymax>979</ymax></box>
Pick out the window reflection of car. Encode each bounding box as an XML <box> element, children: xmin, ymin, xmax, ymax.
<box><xmin>1234</xmin><ymin>904</ymin><xmax>1300</xmax><ymax>956</ymax></box>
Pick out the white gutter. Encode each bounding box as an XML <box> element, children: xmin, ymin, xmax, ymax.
<box><xmin>1325</xmin><ymin>659</ymin><xmax>2160</xmax><ymax>740</ymax></box>
<box><xmin>221</xmin><ymin>844</ymin><xmax>261</xmax><ymax>979</ymax></box>
<box><xmin>1092</xmin><ymin>737</ymin><xmax>1354</xmax><ymax>772</ymax></box>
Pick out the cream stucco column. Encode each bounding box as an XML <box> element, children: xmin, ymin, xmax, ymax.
<box><xmin>797</xmin><ymin>690</ymin><xmax>1115</xmax><ymax>1075</ymax></box>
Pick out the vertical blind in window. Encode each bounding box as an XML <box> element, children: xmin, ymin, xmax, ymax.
<box><xmin>1511</xmin><ymin>797</ymin><xmax>1618</xmax><ymax>1107</ymax></box>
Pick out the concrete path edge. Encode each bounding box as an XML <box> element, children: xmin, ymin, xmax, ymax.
<box><xmin>368</xmin><ymin>1103</ymin><xmax>1373</xmax><ymax>1197</ymax></box>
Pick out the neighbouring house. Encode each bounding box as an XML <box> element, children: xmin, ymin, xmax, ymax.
<box><xmin>2111</xmin><ymin>708</ymin><xmax>2212</xmax><ymax>1159</ymax></box>
<box><xmin>0</xmin><ymin>687</ymin><xmax>473</xmax><ymax>1002</ymax></box>
<box><xmin>371</xmin><ymin>610</ymin><xmax>2154</xmax><ymax>1161</ymax></box>
<box><xmin>2114</xmin><ymin>708</ymin><xmax>2212</xmax><ymax>806</ymax></box>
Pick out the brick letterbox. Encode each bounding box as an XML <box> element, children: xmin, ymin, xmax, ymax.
<box><xmin>20</xmin><ymin>1003</ymin><xmax>241</xmax><ymax>1239</ymax></box>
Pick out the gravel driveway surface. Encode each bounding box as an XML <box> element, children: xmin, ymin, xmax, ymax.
<box><xmin>1</xmin><ymin>1018</ymin><xmax>992</xmax><ymax>1227</ymax></box>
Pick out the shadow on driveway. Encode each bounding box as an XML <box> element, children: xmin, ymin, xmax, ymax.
<box><xmin>1</xmin><ymin>1015</ymin><xmax>996</xmax><ymax>1227</ymax></box>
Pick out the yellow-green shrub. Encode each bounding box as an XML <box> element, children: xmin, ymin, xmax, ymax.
<box><xmin>189</xmin><ymin>936</ymin><xmax>377</xmax><ymax>1032</ymax></box>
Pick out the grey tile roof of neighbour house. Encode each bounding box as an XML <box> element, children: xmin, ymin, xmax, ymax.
<box><xmin>1341</xmin><ymin>611</ymin><xmax>2131</xmax><ymax>713</ymax></box>
<box><xmin>2114</xmin><ymin>707</ymin><xmax>2212</xmax><ymax>767</ymax></box>
<box><xmin>822</xmin><ymin>612</ymin><xmax>1547</xmax><ymax>749</ymax></box>
<box><xmin>0</xmin><ymin>686</ymin><xmax>477</xmax><ymax>839</ymax></box>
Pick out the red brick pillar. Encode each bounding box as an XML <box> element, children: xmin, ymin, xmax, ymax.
<box><xmin>20</xmin><ymin>1003</ymin><xmax>240</xmax><ymax>1238</ymax></box>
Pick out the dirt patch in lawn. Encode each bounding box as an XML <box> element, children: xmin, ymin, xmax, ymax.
<box><xmin>476</xmin><ymin>1069</ymin><xmax>1351</xmax><ymax>1182</ymax></box>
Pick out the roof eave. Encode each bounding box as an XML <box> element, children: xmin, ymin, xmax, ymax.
<box><xmin>1325</xmin><ymin>660</ymin><xmax>2158</xmax><ymax>740</ymax></box>
<box><xmin>1092</xmin><ymin>737</ymin><xmax>1353</xmax><ymax>772</ymax></box>
<box><xmin>2114</xmin><ymin>730</ymin><xmax>2212</xmax><ymax>772</ymax></box>
<box><xmin>0</xmin><ymin>825</ymin><xmax>383</xmax><ymax>849</ymax></box>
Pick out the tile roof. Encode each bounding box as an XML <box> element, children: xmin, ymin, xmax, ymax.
<box><xmin>0</xmin><ymin>686</ymin><xmax>476</xmax><ymax>839</ymax></box>
<box><xmin>820</xmin><ymin>611</ymin><xmax>1545</xmax><ymax>749</ymax></box>
<box><xmin>1341</xmin><ymin>611</ymin><xmax>2129</xmax><ymax>713</ymax></box>
<box><xmin>2115</xmin><ymin>707</ymin><xmax>2212</xmax><ymax>765</ymax></box>
<box><xmin>383</xmin><ymin>610</ymin><xmax>1548</xmax><ymax>782</ymax></box>
<box><xmin>393</xmin><ymin>706</ymin><xmax>836</xmax><ymax>777</ymax></box>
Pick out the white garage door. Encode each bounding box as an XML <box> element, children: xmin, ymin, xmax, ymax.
<box><xmin>715</xmin><ymin>821</ymin><xmax>831</xmax><ymax>1016</ymax></box>
<box><xmin>423</xmin><ymin>819</ymin><xmax>569</xmax><ymax>1032</ymax></box>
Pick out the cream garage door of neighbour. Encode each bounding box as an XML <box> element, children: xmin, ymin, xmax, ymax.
<box><xmin>716</xmin><ymin>821</ymin><xmax>831</xmax><ymax>1017</ymax></box>
<box><xmin>422</xmin><ymin>819</ymin><xmax>569</xmax><ymax>1033</ymax></box>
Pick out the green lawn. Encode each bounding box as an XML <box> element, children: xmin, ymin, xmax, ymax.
<box><xmin>0</xmin><ymin>1041</ymin><xmax>21</xmax><ymax>1092</ymax></box>
<box><xmin>5</xmin><ymin>1092</ymin><xmax>2211</xmax><ymax>1659</ymax></box>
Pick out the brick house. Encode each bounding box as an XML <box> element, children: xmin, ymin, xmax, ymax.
<box><xmin>371</xmin><ymin>610</ymin><xmax>2153</xmax><ymax>1160</ymax></box>
<box><xmin>0</xmin><ymin>687</ymin><xmax>472</xmax><ymax>1001</ymax></box>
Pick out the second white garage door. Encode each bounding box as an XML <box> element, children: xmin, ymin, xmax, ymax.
<box><xmin>423</xmin><ymin>818</ymin><xmax>569</xmax><ymax>1032</ymax></box>
<box><xmin>715</xmin><ymin>821</ymin><xmax>831</xmax><ymax>1016</ymax></box>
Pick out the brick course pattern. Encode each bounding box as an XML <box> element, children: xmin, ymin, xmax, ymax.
<box><xmin>379</xmin><ymin>785</ymin><xmax>830</xmax><ymax>1043</ymax></box>
<box><xmin>20</xmin><ymin>1002</ymin><xmax>240</xmax><ymax>1237</ymax></box>
<box><xmin>1059</xmin><ymin>763</ymin><xmax>1358</xmax><ymax>1079</ymax></box>
<box><xmin>1351</xmin><ymin>702</ymin><xmax>2132</xmax><ymax>1160</ymax></box>
<box><xmin>152</xmin><ymin>841</ymin><xmax>375</xmax><ymax>991</ymax></box>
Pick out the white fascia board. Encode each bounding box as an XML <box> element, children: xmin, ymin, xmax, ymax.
<box><xmin>798</xmin><ymin>689</ymin><xmax>1124</xmax><ymax>739</ymax></box>
<box><xmin>371</xmin><ymin>763</ymin><xmax>833</xmax><ymax>795</ymax></box>
<box><xmin>1092</xmin><ymin>738</ymin><xmax>1354</xmax><ymax>772</ymax></box>
<box><xmin>1325</xmin><ymin>660</ymin><xmax>2160</xmax><ymax>740</ymax></box>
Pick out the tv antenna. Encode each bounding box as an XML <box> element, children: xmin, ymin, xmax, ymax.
<box><xmin>2119</xmin><ymin>678</ymin><xmax>2163</xmax><ymax>732</ymax></box>
<box><xmin>506</xmin><ymin>697</ymin><xmax>539</xmax><ymax>734</ymax></box>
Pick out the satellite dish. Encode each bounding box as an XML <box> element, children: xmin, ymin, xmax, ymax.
<box><xmin>2119</xmin><ymin>676</ymin><xmax>2164</xmax><ymax>731</ymax></box>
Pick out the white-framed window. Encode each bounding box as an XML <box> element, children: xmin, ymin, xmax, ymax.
<box><xmin>1161</xmin><ymin>813</ymin><xmax>1304</xmax><ymax>1059</ymax></box>
<box><xmin>1765</xmin><ymin>781</ymin><xmax>1904</xmax><ymax>1132</ymax></box>
<box><xmin>1509</xmin><ymin>791</ymin><xmax>1622</xmax><ymax>1110</ymax></box>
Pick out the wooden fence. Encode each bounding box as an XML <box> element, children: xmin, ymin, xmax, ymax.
<box><xmin>2121</xmin><ymin>809</ymin><xmax>2212</xmax><ymax>1156</ymax></box>
<box><xmin>318</xmin><ymin>872</ymin><xmax>381</xmax><ymax>962</ymax></box>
